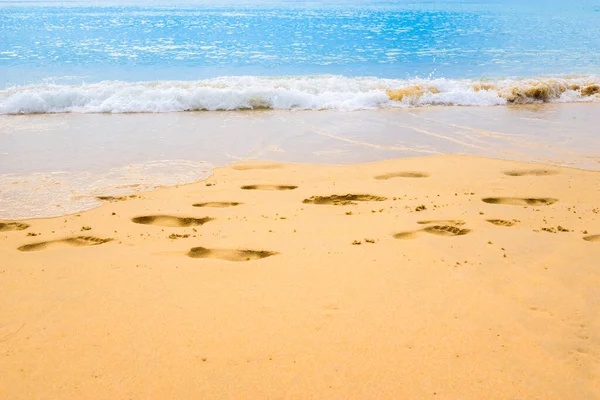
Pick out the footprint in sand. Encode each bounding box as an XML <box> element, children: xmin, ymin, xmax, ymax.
<box><xmin>583</xmin><ymin>235</ymin><xmax>600</xmax><ymax>242</ymax></box>
<box><xmin>503</xmin><ymin>169</ymin><xmax>558</xmax><ymax>177</ymax></box>
<box><xmin>393</xmin><ymin>231</ymin><xmax>420</xmax><ymax>240</ymax></box>
<box><xmin>417</xmin><ymin>219</ymin><xmax>466</xmax><ymax>226</ymax></box>
<box><xmin>241</xmin><ymin>185</ymin><xmax>297</xmax><ymax>191</ymax></box>
<box><xmin>132</xmin><ymin>215</ymin><xmax>213</xmax><ymax>227</ymax></box>
<box><xmin>187</xmin><ymin>246</ymin><xmax>277</xmax><ymax>262</ymax></box>
<box><xmin>422</xmin><ymin>225</ymin><xmax>471</xmax><ymax>237</ymax></box>
<box><xmin>96</xmin><ymin>195</ymin><xmax>138</xmax><ymax>202</ymax></box>
<box><xmin>394</xmin><ymin>225</ymin><xmax>471</xmax><ymax>240</ymax></box>
<box><xmin>486</xmin><ymin>219</ymin><xmax>518</xmax><ymax>227</ymax></box>
<box><xmin>303</xmin><ymin>194</ymin><xmax>387</xmax><ymax>206</ymax></box>
<box><xmin>0</xmin><ymin>222</ymin><xmax>29</xmax><ymax>232</ymax></box>
<box><xmin>375</xmin><ymin>172</ymin><xmax>430</xmax><ymax>180</ymax></box>
<box><xmin>193</xmin><ymin>202</ymin><xmax>241</xmax><ymax>208</ymax></box>
<box><xmin>482</xmin><ymin>197</ymin><xmax>557</xmax><ymax>206</ymax></box>
<box><xmin>18</xmin><ymin>236</ymin><xmax>112</xmax><ymax>252</ymax></box>
<box><xmin>96</xmin><ymin>196</ymin><xmax>124</xmax><ymax>202</ymax></box>
<box><xmin>232</xmin><ymin>163</ymin><xmax>283</xmax><ymax>171</ymax></box>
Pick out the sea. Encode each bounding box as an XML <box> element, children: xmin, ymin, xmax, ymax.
<box><xmin>1</xmin><ymin>0</ymin><xmax>600</xmax><ymax>112</ymax></box>
<box><xmin>1</xmin><ymin>0</ymin><xmax>599</xmax><ymax>218</ymax></box>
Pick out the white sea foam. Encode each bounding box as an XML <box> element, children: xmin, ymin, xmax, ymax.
<box><xmin>1</xmin><ymin>75</ymin><xmax>598</xmax><ymax>114</ymax></box>
<box><xmin>0</xmin><ymin>160</ymin><xmax>212</xmax><ymax>219</ymax></box>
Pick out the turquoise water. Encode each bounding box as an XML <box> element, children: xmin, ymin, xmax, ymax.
<box><xmin>0</xmin><ymin>0</ymin><xmax>599</xmax><ymax>112</ymax></box>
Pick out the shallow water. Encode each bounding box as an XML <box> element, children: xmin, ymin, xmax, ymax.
<box><xmin>1</xmin><ymin>103</ymin><xmax>599</xmax><ymax>219</ymax></box>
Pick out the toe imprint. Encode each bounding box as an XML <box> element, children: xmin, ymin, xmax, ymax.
<box><xmin>486</xmin><ymin>219</ymin><xmax>518</xmax><ymax>227</ymax></box>
<box><xmin>423</xmin><ymin>225</ymin><xmax>471</xmax><ymax>237</ymax></box>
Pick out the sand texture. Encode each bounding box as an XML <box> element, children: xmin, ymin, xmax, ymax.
<box><xmin>1</xmin><ymin>155</ymin><xmax>600</xmax><ymax>399</ymax></box>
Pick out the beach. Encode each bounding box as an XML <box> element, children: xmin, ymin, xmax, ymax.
<box><xmin>2</xmin><ymin>0</ymin><xmax>600</xmax><ymax>397</ymax></box>
<box><xmin>1</xmin><ymin>154</ymin><xmax>599</xmax><ymax>399</ymax></box>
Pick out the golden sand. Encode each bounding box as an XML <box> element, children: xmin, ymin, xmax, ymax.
<box><xmin>1</xmin><ymin>155</ymin><xmax>600</xmax><ymax>399</ymax></box>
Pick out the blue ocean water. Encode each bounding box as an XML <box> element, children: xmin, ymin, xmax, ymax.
<box><xmin>0</xmin><ymin>0</ymin><xmax>599</xmax><ymax>112</ymax></box>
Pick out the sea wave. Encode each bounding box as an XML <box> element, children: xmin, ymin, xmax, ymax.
<box><xmin>1</xmin><ymin>75</ymin><xmax>598</xmax><ymax>114</ymax></box>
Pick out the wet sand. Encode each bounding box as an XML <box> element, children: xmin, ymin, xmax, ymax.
<box><xmin>1</xmin><ymin>154</ymin><xmax>599</xmax><ymax>399</ymax></box>
<box><xmin>1</xmin><ymin>103</ymin><xmax>599</xmax><ymax>219</ymax></box>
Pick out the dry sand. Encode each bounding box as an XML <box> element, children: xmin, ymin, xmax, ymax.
<box><xmin>1</xmin><ymin>154</ymin><xmax>599</xmax><ymax>399</ymax></box>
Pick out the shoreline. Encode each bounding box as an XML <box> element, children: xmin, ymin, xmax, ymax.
<box><xmin>2</xmin><ymin>153</ymin><xmax>600</xmax><ymax>223</ymax></box>
<box><xmin>2</xmin><ymin>154</ymin><xmax>599</xmax><ymax>398</ymax></box>
<box><xmin>2</xmin><ymin>103</ymin><xmax>600</xmax><ymax>220</ymax></box>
